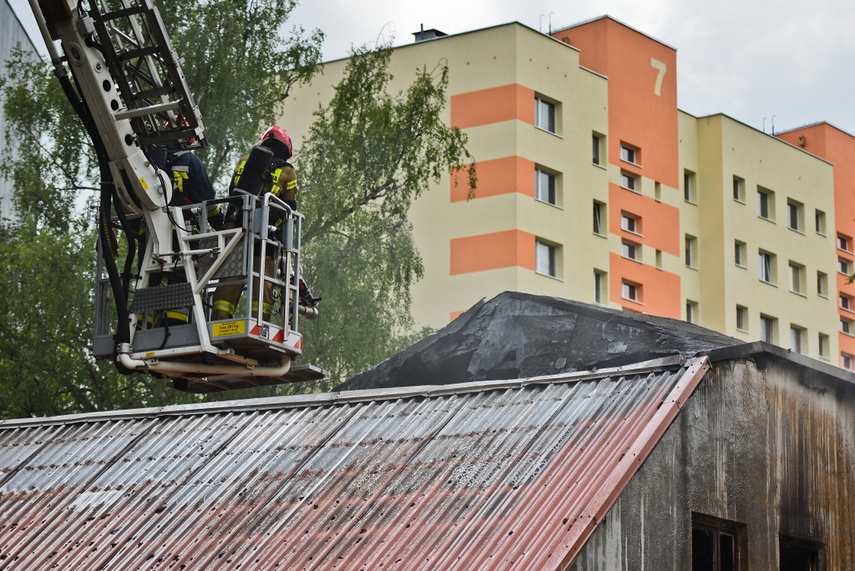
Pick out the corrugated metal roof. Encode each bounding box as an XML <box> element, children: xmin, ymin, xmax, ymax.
<box><xmin>0</xmin><ymin>356</ymin><xmax>708</xmax><ymax>570</ymax></box>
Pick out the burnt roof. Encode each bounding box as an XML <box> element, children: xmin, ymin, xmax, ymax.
<box><xmin>336</xmin><ymin>291</ymin><xmax>740</xmax><ymax>391</ymax></box>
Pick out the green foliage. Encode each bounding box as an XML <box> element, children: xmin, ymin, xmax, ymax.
<box><xmin>297</xmin><ymin>46</ymin><xmax>476</xmax><ymax>385</ymax></box>
<box><xmin>155</xmin><ymin>0</ymin><xmax>323</xmax><ymax>182</ymax></box>
<box><xmin>0</xmin><ymin>47</ymin><xmax>98</xmax><ymax>230</ymax></box>
<box><xmin>0</xmin><ymin>222</ymin><xmax>195</xmax><ymax>418</ymax></box>
<box><xmin>0</xmin><ymin>8</ymin><xmax>476</xmax><ymax>413</ymax></box>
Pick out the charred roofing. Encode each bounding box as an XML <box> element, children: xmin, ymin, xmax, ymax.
<box><xmin>336</xmin><ymin>291</ymin><xmax>742</xmax><ymax>392</ymax></box>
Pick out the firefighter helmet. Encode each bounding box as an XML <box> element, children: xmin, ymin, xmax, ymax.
<box><xmin>261</xmin><ymin>125</ymin><xmax>292</xmax><ymax>160</ymax></box>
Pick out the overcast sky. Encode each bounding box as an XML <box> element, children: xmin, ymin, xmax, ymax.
<box><xmin>11</xmin><ymin>0</ymin><xmax>855</xmax><ymax>136</ymax></box>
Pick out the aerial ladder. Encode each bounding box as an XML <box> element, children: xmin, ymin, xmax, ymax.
<box><xmin>28</xmin><ymin>0</ymin><xmax>324</xmax><ymax>392</ymax></box>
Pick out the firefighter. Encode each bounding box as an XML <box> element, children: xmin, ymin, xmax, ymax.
<box><xmin>138</xmin><ymin>133</ymin><xmax>224</xmax><ymax>327</ymax></box>
<box><xmin>210</xmin><ymin>126</ymin><xmax>319</xmax><ymax>322</ymax></box>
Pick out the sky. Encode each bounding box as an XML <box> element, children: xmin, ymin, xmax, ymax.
<box><xmin>10</xmin><ymin>0</ymin><xmax>855</xmax><ymax>136</ymax></box>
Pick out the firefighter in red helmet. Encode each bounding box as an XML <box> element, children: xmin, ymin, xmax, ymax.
<box><xmin>211</xmin><ymin>126</ymin><xmax>319</xmax><ymax>322</ymax></box>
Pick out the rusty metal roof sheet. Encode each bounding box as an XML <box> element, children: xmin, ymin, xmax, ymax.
<box><xmin>0</xmin><ymin>356</ymin><xmax>709</xmax><ymax>570</ymax></box>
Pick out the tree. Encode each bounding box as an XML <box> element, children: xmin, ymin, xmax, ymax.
<box><xmin>155</xmin><ymin>0</ymin><xmax>323</xmax><ymax>182</ymax></box>
<box><xmin>0</xmin><ymin>0</ymin><xmax>322</xmax><ymax>417</ymax></box>
<box><xmin>296</xmin><ymin>45</ymin><xmax>477</xmax><ymax>386</ymax></box>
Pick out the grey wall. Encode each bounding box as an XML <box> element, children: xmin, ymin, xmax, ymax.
<box><xmin>568</xmin><ymin>353</ymin><xmax>855</xmax><ymax>570</ymax></box>
<box><xmin>1</xmin><ymin>0</ymin><xmax>41</xmax><ymax>223</ymax></box>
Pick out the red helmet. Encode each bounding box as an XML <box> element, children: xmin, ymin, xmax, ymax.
<box><xmin>261</xmin><ymin>125</ymin><xmax>292</xmax><ymax>159</ymax></box>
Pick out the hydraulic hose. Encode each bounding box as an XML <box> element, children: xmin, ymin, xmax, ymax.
<box><xmin>56</xmin><ymin>66</ymin><xmax>132</xmax><ymax>348</ymax></box>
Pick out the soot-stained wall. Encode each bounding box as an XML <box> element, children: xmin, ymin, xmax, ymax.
<box><xmin>568</xmin><ymin>351</ymin><xmax>855</xmax><ymax>570</ymax></box>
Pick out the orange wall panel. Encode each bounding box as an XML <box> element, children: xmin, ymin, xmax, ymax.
<box><xmin>450</xmin><ymin>84</ymin><xmax>535</xmax><ymax>129</ymax></box>
<box><xmin>839</xmin><ymin>331</ymin><xmax>855</xmax><ymax>358</ymax></box>
<box><xmin>451</xmin><ymin>156</ymin><xmax>535</xmax><ymax>202</ymax></box>
<box><xmin>559</xmin><ymin>19</ymin><xmax>679</xmax><ymax>189</ymax></box>
<box><xmin>450</xmin><ymin>230</ymin><xmax>536</xmax><ymax>275</ymax></box>
<box><xmin>609</xmin><ymin>253</ymin><xmax>682</xmax><ymax>318</ymax></box>
<box><xmin>608</xmin><ymin>183</ymin><xmax>681</xmax><ymax>255</ymax></box>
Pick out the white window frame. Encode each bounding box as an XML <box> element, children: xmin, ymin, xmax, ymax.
<box><xmin>790</xmin><ymin>326</ymin><xmax>803</xmax><ymax>354</ymax></box>
<box><xmin>819</xmin><ymin>333</ymin><xmax>829</xmax><ymax>359</ymax></box>
<box><xmin>736</xmin><ymin>305</ymin><xmax>748</xmax><ymax>332</ymax></box>
<box><xmin>760</xmin><ymin>315</ymin><xmax>775</xmax><ymax>343</ymax></box>
<box><xmin>620</xmin><ymin>213</ymin><xmax>638</xmax><ymax>234</ymax></box>
<box><xmin>620</xmin><ymin>172</ymin><xmax>637</xmax><ymax>192</ymax></box>
<box><xmin>535</xmin><ymin>167</ymin><xmax>557</xmax><ymax>205</ymax></box>
<box><xmin>787</xmin><ymin>200</ymin><xmax>803</xmax><ymax>232</ymax></box>
<box><xmin>686</xmin><ymin>301</ymin><xmax>698</xmax><ymax>324</ymax></box>
<box><xmin>788</xmin><ymin>262</ymin><xmax>804</xmax><ymax>295</ymax></box>
<box><xmin>534</xmin><ymin>96</ymin><xmax>556</xmax><ymax>134</ymax></box>
<box><xmin>838</xmin><ymin>234</ymin><xmax>851</xmax><ymax>253</ymax></box>
<box><xmin>816</xmin><ymin>210</ymin><xmax>827</xmax><ymax>236</ymax></box>
<box><xmin>734</xmin><ymin>240</ymin><xmax>747</xmax><ymax>268</ymax></box>
<box><xmin>535</xmin><ymin>239</ymin><xmax>558</xmax><ymax>278</ymax></box>
<box><xmin>594</xmin><ymin>270</ymin><xmax>606</xmax><ymax>304</ymax></box>
<box><xmin>817</xmin><ymin>271</ymin><xmax>828</xmax><ymax>298</ymax></box>
<box><xmin>839</xmin><ymin>258</ymin><xmax>850</xmax><ymax>276</ymax></box>
<box><xmin>733</xmin><ymin>176</ymin><xmax>745</xmax><ymax>203</ymax></box>
<box><xmin>621</xmin><ymin>280</ymin><xmax>639</xmax><ymax>302</ymax></box>
<box><xmin>759</xmin><ymin>251</ymin><xmax>774</xmax><ymax>284</ymax></box>
<box><xmin>593</xmin><ymin>201</ymin><xmax>605</xmax><ymax>236</ymax></box>
<box><xmin>685</xmin><ymin>235</ymin><xmax>698</xmax><ymax>268</ymax></box>
<box><xmin>622</xmin><ymin>240</ymin><xmax>639</xmax><ymax>261</ymax></box>
<box><xmin>620</xmin><ymin>143</ymin><xmax>638</xmax><ymax>165</ymax></box>
<box><xmin>842</xmin><ymin>353</ymin><xmax>853</xmax><ymax>370</ymax></box>
<box><xmin>592</xmin><ymin>133</ymin><xmax>603</xmax><ymax>166</ymax></box>
<box><xmin>757</xmin><ymin>188</ymin><xmax>772</xmax><ymax>220</ymax></box>
<box><xmin>684</xmin><ymin>170</ymin><xmax>696</xmax><ymax>203</ymax></box>
<box><xmin>841</xmin><ymin>294</ymin><xmax>851</xmax><ymax>311</ymax></box>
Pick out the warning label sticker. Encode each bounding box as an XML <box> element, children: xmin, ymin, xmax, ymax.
<box><xmin>212</xmin><ymin>320</ymin><xmax>246</xmax><ymax>337</ymax></box>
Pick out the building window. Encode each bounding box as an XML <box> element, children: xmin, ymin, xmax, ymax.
<box><xmin>620</xmin><ymin>171</ymin><xmax>638</xmax><ymax>192</ymax></box>
<box><xmin>817</xmin><ymin>271</ymin><xmax>828</xmax><ymax>297</ymax></box>
<box><xmin>818</xmin><ymin>333</ymin><xmax>829</xmax><ymax>359</ymax></box>
<box><xmin>621</xmin><ymin>212</ymin><xmax>639</xmax><ymax>234</ymax></box>
<box><xmin>757</xmin><ymin>187</ymin><xmax>774</xmax><ymax>220</ymax></box>
<box><xmin>535</xmin><ymin>240</ymin><xmax>558</xmax><ymax>277</ymax></box>
<box><xmin>593</xmin><ymin>201</ymin><xmax>605</xmax><ymax>236</ymax></box>
<box><xmin>685</xmin><ymin>235</ymin><xmax>698</xmax><ymax>268</ymax></box>
<box><xmin>815</xmin><ymin>209</ymin><xmax>826</xmax><ymax>235</ymax></box>
<box><xmin>842</xmin><ymin>353</ymin><xmax>853</xmax><ymax>370</ymax></box>
<box><xmin>622</xmin><ymin>280</ymin><xmax>640</xmax><ymax>302</ymax></box>
<box><xmin>622</xmin><ymin>240</ymin><xmax>640</xmax><ymax>261</ymax></box>
<box><xmin>692</xmin><ymin>514</ymin><xmax>744</xmax><ymax>571</ymax></box>
<box><xmin>734</xmin><ymin>241</ymin><xmax>747</xmax><ymax>268</ymax></box>
<box><xmin>736</xmin><ymin>305</ymin><xmax>748</xmax><ymax>332</ymax></box>
<box><xmin>592</xmin><ymin>133</ymin><xmax>604</xmax><ymax>165</ymax></box>
<box><xmin>733</xmin><ymin>176</ymin><xmax>745</xmax><ymax>202</ymax></box>
<box><xmin>787</xmin><ymin>199</ymin><xmax>803</xmax><ymax>232</ymax></box>
<box><xmin>788</xmin><ymin>262</ymin><xmax>805</xmax><ymax>295</ymax></box>
<box><xmin>684</xmin><ymin>169</ymin><xmax>696</xmax><ymax>203</ymax></box>
<box><xmin>841</xmin><ymin>294</ymin><xmax>852</xmax><ymax>311</ymax></box>
<box><xmin>620</xmin><ymin>143</ymin><xmax>639</xmax><ymax>165</ymax></box>
<box><xmin>534</xmin><ymin>96</ymin><xmax>556</xmax><ymax>133</ymax></box>
<box><xmin>655</xmin><ymin>249</ymin><xmax>663</xmax><ymax>269</ymax></box>
<box><xmin>759</xmin><ymin>251</ymin><xmax>775</xmax><ymax>284</ymax></box>
<box><xmin>838</xmin><ymin>233</ymin><xmax>851</xmax><ymax>253</ymax></box>
<box><xmin>839</xmin><ymin>258</ymin><xmax>850</xmax><ymax>276</ymax></box>
<box><xmin>535</xmin><ymin>167</ymin><xmax>557</xmax><ymax>205</ymax></box>
<box><xmin>686</xmin><ymin>301</ymin><xmax>699</xmax><ymax>324</ymax></box>
<box><xmin>594</xmin><ymin>270</ymin><xmax>606</xmax><ymax>304</ymax></box>
<box><xmin>841</xmin><ymin>317</ymin><xmax>853</xmax><ymax>335</ymax></box>
<box><xmin>779</xmin><ymin>535</ymin><xmax>822</xmax><ymax>571</ymax></box>
<box><xmin>760</xmin><ymin>315</ymin><xmax>776</xmax><ymax>343</ymax></box>
<box><xmin>790</xmin><ymin>325</ymin><xmax>804</xmax><ymax>354</ymax></box>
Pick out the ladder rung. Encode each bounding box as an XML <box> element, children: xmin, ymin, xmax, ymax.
<box><xmin>118</xmin><ymin>45</ymin><xmax>161</xmax><ymax>61</ymax></box>
<box><xmin>99</xmin><ymin>5</ymin><xmax>146</xmax><ymax>22</ymax></box>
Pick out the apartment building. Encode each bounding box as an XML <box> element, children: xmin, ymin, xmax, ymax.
<box><xmin>284</xmin><ymin>16</ymin><xmax>847</xmax><ymax>367</ymax></box>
